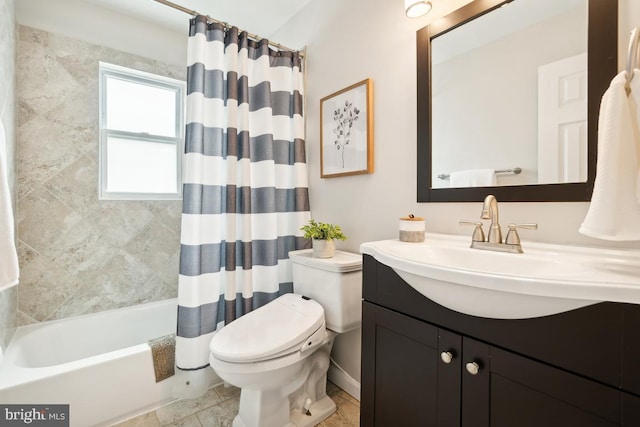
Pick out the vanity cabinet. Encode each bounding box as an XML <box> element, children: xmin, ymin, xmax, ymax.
<box><xmin>361</xmin><ymin>255</ymin><xmax>640</xmax><ymax>426</ymax></box>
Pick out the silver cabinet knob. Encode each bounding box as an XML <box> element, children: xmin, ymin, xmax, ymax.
<box><xmin>465</xmin><ymin>361</ymin><xmax>480</xmax><ymax>375</ymax></box>
<box><xmin>440</xmin><ymin>351</ymin><xmax>454</xmax><ymax>364</ymax></box>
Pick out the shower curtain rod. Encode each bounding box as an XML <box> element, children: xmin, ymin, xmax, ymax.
<box><xmin>152</xmin><ymin>0</ymin><xmax>304</xmax><ymax>58</ymax></box>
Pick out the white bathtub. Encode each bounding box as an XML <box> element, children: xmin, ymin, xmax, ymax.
<box><xmin>0</xmin><ymin>299</ymin><xmax>179</xmax><ymax>426</ymax></box>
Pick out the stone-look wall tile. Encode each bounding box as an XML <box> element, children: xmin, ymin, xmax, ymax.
<box><xmin>17</xmin><ymin>100</ymin><xmax>37</xmax><ymax>133</ymax></box>
<box><xmin>127</xmin><ymin>221</ymin><xmax>181</xmax><ymax>273</ymax></box>
<box><xmin>48</xmin><ymin>250</ymin><xmax>155</xmax><ymax>320</ymax></box>
<box><xmin>18</xmin><ymin>25</ymin><xmax>49</xmax><ymax>46</ymax></box>
<box><xmin>17</xmin><ymin>37</ymin><xmax>81</xmax><ymax>119</ymax></box>
<box><xmin>156</xmin><ymin>252</ymin><xmax>180</xmax><ymax>288</ymax></box>
<box><xmin>46</xmin><ymin>286</ymin><xmax>108</xmax><ymax>320</ymax></box>
<box><xmin>132</xmin><ymin>275</ymin><xmax>177</xmax><ymax>305</ymax></box>
<box><xmin>89</xmin><ymin>202</ymin><xmax>155</xmax><ymax>248</ymax></box>
<box><xmin>41</xmin><ymin>218</ymin><xmax>116</xmax><ymax>278</ymax></box>
<box><xmin>18</xmin><ymin>253</ymin><xmax>82</xmax><ymax>321</ymax></box>
<box><xmin>17</xmin><ymin>239</ymin><xmax>38</xmax><ymax>267</ymax></box>
<box><xmin>16</xmin><ymin>25</ymin><xmax>186</xmax><ymax>324</ymax></box>
<box><xmin>43</xmin><ymin>155</ymin><xmax>98</xmax><ymax>216</ymax></box>
<box><xmin>17</xmin><ymin>111</ymin><xmax>93</xmax><ymax>195</ymax></box>
<box><xmin>16</xmin><ymin>309</ymin><xmax>37</xmax><ymax>327</ymax></box>
<box><xmin>17</xmin><ymin>186</ymin><xmax>82</xmax><ymax>255</ymax></box>
<box><xmin>145</xmin><ymin>200</ymin><xmax>183</xmax><ymax>233</ymax></box>
<box><xmin>95</xmin><ymin>250</ymin><xmax>156</xmax><ymax>306</ymax></box>
<box><xmin>46</xmin><ymin>87</ymin><xmax>98</xmax><ymax>134</ymax></box>
<box><xmin>48</xmin><ymin>36</ymin><xmax>102</xmax><ymax>88</ymax></box>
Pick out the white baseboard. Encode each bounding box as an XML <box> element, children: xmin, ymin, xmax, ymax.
<box><xmin>328</xmin><ymin>364</ymin><xmax>360</xmax><ymax>401</ymax></box>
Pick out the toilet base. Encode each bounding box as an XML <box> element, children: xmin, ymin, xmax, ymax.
<box><xmin>289</xmin><ymin>395</ymin><xmax>336</xmax><ymax>427</ymax></box>
<box><xmin>224</xmin><ymin>336</ymin><xmax>337</xmax><ymax>427</ymax></box>
<box><xmin>231</xmin><ymin>395</ymin><xmax>336</xmax><ymax>427</ymax></box>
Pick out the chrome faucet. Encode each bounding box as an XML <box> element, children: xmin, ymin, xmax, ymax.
<box><xmin>460</xmin><ymin>194</ymin><xmax>537</xmax><ymax>254</ymax></box>
<box><xmin>481</xmin><ymin>194</ymin><xmax>502</xmax><ymax>243</ymax></box>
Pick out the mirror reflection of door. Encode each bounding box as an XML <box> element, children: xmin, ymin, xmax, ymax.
<box><xmin>537</xmin><ymin>53</ymin><xmax>588</xmax><ymax>184</ymax></box>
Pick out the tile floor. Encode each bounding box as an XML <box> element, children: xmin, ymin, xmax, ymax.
<box><xmin>112</xmin><ymin>382</ymin><xmax>359</xmax><ymax>427</ymax></box>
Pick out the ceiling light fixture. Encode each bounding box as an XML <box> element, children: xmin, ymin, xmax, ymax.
<box><xmin>405</xmin><ymin>0</ymin><xmax>433</xmax><ymax>18</ymax></box>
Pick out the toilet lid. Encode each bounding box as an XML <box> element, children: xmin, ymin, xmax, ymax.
<box><xmin>209</xmin><ymin>293</ymin><xmax>325</xmax><ymax>363</ymax></box>
<box><xmin>289</xmin><ymin>249</ymin><xmax>362</xmax><ymax>273</ymax></box>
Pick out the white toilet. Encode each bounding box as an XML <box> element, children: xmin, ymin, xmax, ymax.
<box><xmin>209</xmin><ymin>249</ymin><xmax>362</xmax><ymax>427</ymax></box>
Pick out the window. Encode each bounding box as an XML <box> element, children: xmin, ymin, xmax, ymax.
<box><xmin>99</xmin><ymin>62</ymin><xmax>185</xmax><ymax>200</ymax></box>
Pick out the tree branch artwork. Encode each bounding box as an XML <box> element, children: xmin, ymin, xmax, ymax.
<box><xmin>320</xmin><ymin>78</ymin><xmax>373</xmax><ymax>178</ymax></box>
<box><xmin>332</xmin><ymin>100</ymin><xmax>360</xmax><ymax>168</ymax></box>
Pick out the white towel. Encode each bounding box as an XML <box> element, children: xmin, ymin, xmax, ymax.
<box><xmin>449</xmin><ymin>168</ymin><xmax>497</xmax><ymax>188</ymax></box>
<box><xmin>0</xmin><ymin>122</ymin><xmax>19</xmax><ymax>291</ymax></box>
<box><xmin>579</xmin><ymin>69</ymin><xmax>640</xmax><ymax>240</ymax></box>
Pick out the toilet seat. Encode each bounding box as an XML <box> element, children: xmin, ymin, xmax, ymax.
<box><xmin>210</xmin><ymin>293</ymin><xmax>325</xmax><ymax>363</ymax></box>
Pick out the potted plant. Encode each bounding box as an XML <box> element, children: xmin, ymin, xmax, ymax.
<box><xmin>301</xmin><ymin>219</ymin><xmax>347</xmax><ymax>258</ymax></box>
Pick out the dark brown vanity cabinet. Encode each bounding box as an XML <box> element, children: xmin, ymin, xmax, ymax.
<box><xmin>360</xmin><ymin>255</ymin><xmax>640</xmax><ymax>427</ymax></box>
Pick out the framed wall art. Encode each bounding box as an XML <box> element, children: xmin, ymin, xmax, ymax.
<box><xmin>320</xmin><ymin>78</ymin><xmax>373</xmax><ymax>178</ymax></box>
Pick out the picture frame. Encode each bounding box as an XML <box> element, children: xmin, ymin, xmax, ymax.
<box><xmin>320</xmin><ymin>78</ymin><xmax>373</xmax><ymax>178</ymax></box>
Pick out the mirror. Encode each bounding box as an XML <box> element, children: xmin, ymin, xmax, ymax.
<box><xmin>417</xmin><ymin>0</ymin><xmax>617</xmax><ymax>202</ymax></box>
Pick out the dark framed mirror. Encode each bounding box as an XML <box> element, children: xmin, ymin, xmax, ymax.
<box><xmin>417</xmin><ymin>0</ymin><xmax>617</xmax><ymax>202</ymax></box>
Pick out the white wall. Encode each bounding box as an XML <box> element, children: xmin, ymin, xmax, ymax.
<box><xmin>272</xmin><ymin>0</ymin><xmax>640</xmax><ymax>396</ymax></box>
<box><xmin>273</xmin><ymin>0</ymin><xmax>640</xmax><ymax>251</ymax></box>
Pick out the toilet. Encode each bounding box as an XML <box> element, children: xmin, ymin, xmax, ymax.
<box><xmin>209</xmin><ymin>249</ymin><xmax>362</xmax><ymax>427</ymax></box>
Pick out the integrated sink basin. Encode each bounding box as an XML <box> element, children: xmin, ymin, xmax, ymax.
<box><xmin>360</xmin><ymin>233</ymin><xmax>640</xmax><ymax>319</ymax></box>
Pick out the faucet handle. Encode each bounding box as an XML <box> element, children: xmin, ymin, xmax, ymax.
<box><xmin>459</xmin><ymin>220</ymin><xmax>486</xmax><ymax>242</ymax></box>
<box><xmin>505</xmin><ymin>223</ymin><xmax>538</xmax><ymax>245</ymax></box>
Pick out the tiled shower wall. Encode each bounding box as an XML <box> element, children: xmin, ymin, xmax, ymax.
<box><xmin>16</xmin><ymin>25</ymin><xmax>186</xmax><ymax>324</ymax></box>
<box><xmin>0</xmin><ymin>0</ymin><xmax>17</xmax><ymax>349</ymax></box>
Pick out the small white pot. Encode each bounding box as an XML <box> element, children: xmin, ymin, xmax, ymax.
<box><xmin>312</xmin><ymin>239</ymin><xmax>336</xmax><ymax>258</ymax></box>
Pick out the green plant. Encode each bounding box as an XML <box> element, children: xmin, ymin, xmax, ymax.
<box><xmin>301</xmin><ymin>219</ymin><xmax>347</xmax><ymax>241</ymax></box>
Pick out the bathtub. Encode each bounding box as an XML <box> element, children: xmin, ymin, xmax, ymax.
<box><xmin>0</xmin><ymin>299</ymin><xmax>179</xmax><ymax>426</ymax></box>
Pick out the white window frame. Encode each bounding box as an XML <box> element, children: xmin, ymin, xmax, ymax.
<box><xmin>98</xmin><ymin>62</ymin><xmax>185</xmax><ymax>200</ymax></box>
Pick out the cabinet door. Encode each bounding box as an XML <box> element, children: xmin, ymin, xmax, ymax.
<box><xmin>462</xmin><ymin>337</ymin><xmax>621</xmax><ymax>427</ymax></box>
<box><xmin>461</xmin><ymin>337</ymin><xmax>490</xmax><ymax>427</ymax></box>
<box><xmin>361</xmin><ymin>302</ymin><xmax>460</xmax><ymax>426</ymax></box>
<box><xmin>438</xmin><ymin>328</ymin><xmax>462</xmax><ymax>427</ymax></box>
<box><xmin>622</xmin><ymin>392</ymin><xmax>640</xmax><ymax>426</ymax></box>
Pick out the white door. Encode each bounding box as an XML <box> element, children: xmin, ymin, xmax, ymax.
<box><xmin>537</xmin><ymin>53</ymin><xmax>588</xmax><ymax>184</ymax></box>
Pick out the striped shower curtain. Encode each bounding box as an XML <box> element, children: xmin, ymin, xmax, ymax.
<box><xmin>174</xmin><ymin>16</ymin><xmax>310</xmax><ymax>395</ymax></box>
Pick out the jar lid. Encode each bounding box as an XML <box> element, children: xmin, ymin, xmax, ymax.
<box><xmin>399</xmin><ymin>214</ymin><xmax>424</xmax><ymax>221</ymax></box>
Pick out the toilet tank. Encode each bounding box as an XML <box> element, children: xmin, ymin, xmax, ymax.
<box><xmin>289</xmin><ymin>249</ymin><xmax>362</xmax><ymax>333</ymax></box>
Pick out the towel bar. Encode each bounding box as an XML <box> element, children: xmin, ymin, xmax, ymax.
<box><xmin>625</xmin><ymin>26</ymin><xmax>640</xmax><ymax>95</ymax></box>
<box><xmin>438</xmin><ymin>167</ymin><xmax>522</xmax><ymax>180</ymax></box>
